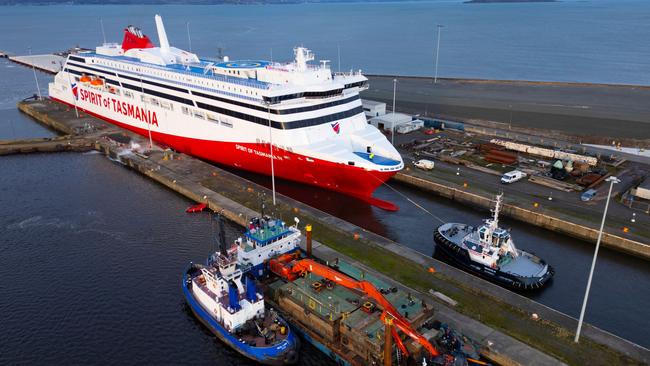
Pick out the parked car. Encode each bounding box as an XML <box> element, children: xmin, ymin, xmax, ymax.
<box><xmin>501</xmin><ymin>170</ymin><xmax>527</xmax><ymax>184</ymax></box>
<box><xmin>414</xmin><ymin>159</ymin><xmax>435</xmax><ymax>170</ymax></box>
<box><xmin>581</xmin><ymin>189</ymin><xmax>598</xmax><ymax>202</ymax></box>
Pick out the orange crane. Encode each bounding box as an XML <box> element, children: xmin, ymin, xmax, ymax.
<box><xmin>269</xmin><ymin>254</ymin><xmax>440</xmax><ymax>358</ymax></box>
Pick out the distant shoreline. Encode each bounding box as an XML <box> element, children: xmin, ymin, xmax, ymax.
<box><xmin>465</xmin><ymin>0</ymin><xmax>557</xmax><ymax>3</ymax></box>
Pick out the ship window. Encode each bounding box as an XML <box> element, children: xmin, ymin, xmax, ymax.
<box><xmin>221</xmin><ymin>120</ymin><xmax>233</xmax><ymax>128</ymax></box>
<box><xmin>194</xmin><ymin>110</ymin><xmax>205</xmax><ymax>119</ymax></box>
<box><xmin>182</xmin><ymin>106</ymin><xmax>190</xmax><ymax>115</ymax></box>
<box><xmin>206</xmin><ymin>113</ymin><xmax>219</xmax><ymax>122</ymax></box>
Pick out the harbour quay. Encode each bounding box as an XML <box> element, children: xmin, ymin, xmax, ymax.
<box><xmin>10</xmin><ymin>97</ymin><xmax>649</xmax><ymax>366</ymax></box>
<box><xmin>360</xmin><ymin>76</ymin><xmax>650</xmax><ymax>260</ymax></box>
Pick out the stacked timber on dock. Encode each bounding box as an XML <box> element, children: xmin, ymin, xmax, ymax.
<box><xmin>13</xmin><ymin>99</ymin><xmax>650</xmax><ymax>366</ymax></box>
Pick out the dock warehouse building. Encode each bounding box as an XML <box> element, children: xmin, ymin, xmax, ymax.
<box><xmin>368</xmin><ymin>111</ymin><xmax>412</xmax><ymax>131</ymax></box>
<box><xmin>362</xmin><ymin>99</ymin><xmax>386</xmax><ymax>118</ymax></box>
<box><xmin>632</xmin><ymin>177</ymin><xmax>650</xmax><ymax>200</ymax></box>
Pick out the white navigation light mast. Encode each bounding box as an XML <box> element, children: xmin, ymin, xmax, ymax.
<box><xmin>492</xmin><ymin>193</ymin><xmax>502</xmax><ymax>228</ymax></box>
<box><xmin>100</xmin><ymin>18</ymin><xmax>107</xmax><ymax>44</ymax></box>
<box><xmin>575</xmin><ymin>176</ymin><xmax>620</xmax><ymax>343</ymax></box>
<box><xmin>337</xmin><ymin>44</ymin><xmax>341</xmax><ymax>73</ymax></box>
<box><xmin>186</xmin><ymin>21</ymin><xmax>192</xmax><ymax>53</ymax></box>
<box><xmin>434</xmin><ymin>24</ymin><xmax>444</xmax><ymax>84</ymax></box>
<box><xmin>294</xmin><ymin>47</ymin><xmax>314</xmax><ymax>72</ymax></box>
<box><xmin>267</xmin><ymin>103</ymin><xmax>276</xmax><ymax>205</ymax></box>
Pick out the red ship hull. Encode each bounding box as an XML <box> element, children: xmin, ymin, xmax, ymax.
<box><xmin>52</xmin><ymin>97</ymin><xmax>399</xmax><ymax>210</ymax></box>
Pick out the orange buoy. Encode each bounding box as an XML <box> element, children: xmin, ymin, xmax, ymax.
<box><xmin>353</xmin><ymin>233</ymin><xmax>360</xmax><ymax>240</ymax></box>
<box><xmin>90</xmin><ymin>77</ymin><xmax>104</xmax><ymax>86</ymax></box>
<box><xmin>79</xmin><ymin>74</ymin><xmax>91</xmax><ymax>83</ymax></box>
<box><xmin>428</xmin><ymin>267</ymin><xmax>436</xmax><ymax>273</ymax></box>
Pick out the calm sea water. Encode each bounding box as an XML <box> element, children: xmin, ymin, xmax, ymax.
<box><xmin>1</xmin><ymin>2</ymin><xmax>649</xmax><ymax>363</ymax></box>
<box><xmin>0</xmin><ymin>0</ymin><xmax>650</xmax><ymax>85</ymax></box>
<box><xmin>0</xmin><ymin>153</ymin><xmax>329</xmax><ymax>366</ymax></box>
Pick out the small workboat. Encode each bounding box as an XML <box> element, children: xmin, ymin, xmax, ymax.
<box><xmin>185</xmin><ymin>202</ymin><xmax>207</xmax><ymax>213</ymax></box>
<box><xmin>183</xmin><ymin>217</ymin><xmax>300</xmax><ymax>365</ymax></box>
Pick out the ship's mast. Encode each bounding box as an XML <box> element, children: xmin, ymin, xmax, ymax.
<box><xmin>491</xmin><ymin>193</ymin><xmax>502</xmax><ymax>229</ymax></box>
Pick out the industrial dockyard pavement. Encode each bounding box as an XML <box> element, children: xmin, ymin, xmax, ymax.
<box><xmin>11</xmin><ymin>98</ymin><xmax>650</xmax><ymax>365</ymax></box>
<box><xmin>389</xmin><ymin>126</ymin><xmax>650</xmax><ymax>259</ymax></box>
<box><xmin>364</xmin><ymin>75</ymin><xmax>650</xmax><ymax>144</ymax></box>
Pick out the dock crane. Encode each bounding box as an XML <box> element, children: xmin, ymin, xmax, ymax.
<box><xmin>269</xmin><ymin>254</ymin><xmax>440</xmax><ymax>359</ymax></box>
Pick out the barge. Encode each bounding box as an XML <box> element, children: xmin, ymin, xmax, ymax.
<box><xmin>263</xmin><ymin>228</ymin><xmax>486</xmax><ymax>366</ymax></box>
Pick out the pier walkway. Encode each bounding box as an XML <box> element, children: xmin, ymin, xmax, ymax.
<box><xmin>0</xmin><ymin>136</ymin><xmax>94</xmax><ymax>156</ymax></box>
<box><xmin>8</xmin><ymin>54</ymin><xmax>65</xmax><ymax>74</ymax></box>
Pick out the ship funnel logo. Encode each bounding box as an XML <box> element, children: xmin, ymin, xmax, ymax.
<box><xmin>331</xmin><ymin>121</ymin><xmax>340</xmax><ymax>134</ymax></box>
<box><xmin>71</xmin><ymin>82</ymin><xmax>79</xmax><ymax>100</ymax></box>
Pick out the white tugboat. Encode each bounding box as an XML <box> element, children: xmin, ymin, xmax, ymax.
<box><xmin>433</xmin><ymin>194</ymin><xmax>554</xmax><ymax>290</ymax></box>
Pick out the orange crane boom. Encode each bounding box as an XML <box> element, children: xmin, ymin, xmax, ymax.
<box><xmin>269</xmin><ymin>255</ymin><xmax>439</xmax><ymax>357</ymax></box>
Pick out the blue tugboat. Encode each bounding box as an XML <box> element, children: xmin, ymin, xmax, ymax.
<box><xmin>183</xmin><ymin>218</ymin><xmax>300</xmax><ymax>365</ymax></box>
<box><xmin>434</xmin><ymin>194</ymin><xmax>554</xmax><ymax>290</ymax></box>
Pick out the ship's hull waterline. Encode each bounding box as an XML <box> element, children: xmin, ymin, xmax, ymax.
<box><xmin>51</xmin><ymin>96</ymin><xmax>398</xmax><ymax>208</ymax></box>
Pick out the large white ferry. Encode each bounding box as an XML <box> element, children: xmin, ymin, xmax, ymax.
<box><xmin>49</xmin><ymin>15</ymin><xmax>403</xmax><ymax>209</ymax></box>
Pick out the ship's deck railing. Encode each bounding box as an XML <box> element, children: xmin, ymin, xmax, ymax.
<box><xmin>266</xmin><ymin>61</ymin><xmax>328</xmax><ymax>72</ymax></box>
<box><xmin>88</xmin><ymin>52</ymin><xmax>272</xmax><ymax>90</ymax></box>
<box><xmin>334</xmin><ymin>70</ymin><xmax>364</xmax><ymax>77</ymax></box>
<box><xmin>244</xmin><ymin>226</ymin><xmax>292</xmax><ymax>247</ymax></box>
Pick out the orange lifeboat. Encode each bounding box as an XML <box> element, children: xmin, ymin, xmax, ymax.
<box><xmin>90</xmin><ymin>77</ymin><xmax>104</xmax><ymax>86</ymax></box>
<box><xmin>79</xmin><ymin>74</ymin><xmax>91</xmax><ymax>83</ymax></box>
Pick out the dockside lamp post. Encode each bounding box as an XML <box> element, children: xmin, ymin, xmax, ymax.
<box><xmin>391</xmin><ymin>78</ymin><xmax>397</xmax><ymax>146</ymax></box>
<box><xmin>28</xmin><ymin>47</ymin><xmax>42</xmax><ymax>100</ymax></box>
<box><xmin>266</xmin><ymin>102</ymin><xmax>277</xmax><ymax>206</ymax></box>
<box><xmin>434</xmin><ymin>24</ymin><xmax>444</xmax><ymax>84</ymax></box>
<box><xmin>574</xmin><ymin>176</ymin><xmax>620</xmax><ymax>343</ymax></box>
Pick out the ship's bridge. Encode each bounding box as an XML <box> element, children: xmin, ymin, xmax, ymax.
<box><xmin>241</xmin><ymin>219</ymin><xmax>294</xmax><ymax>252</ymax></box>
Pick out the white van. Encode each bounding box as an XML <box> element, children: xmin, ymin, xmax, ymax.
<box><xmin>501</xmin><ymin>170</ymin><xmax>527</xmax><ymax>184</ymax></box>
<box><xmin>414</xmin><ymin>159</ymin><xmax>435</xmax><ymax>170</ymax></box>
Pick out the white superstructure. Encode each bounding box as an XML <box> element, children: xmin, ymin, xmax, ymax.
<box><xmin>48</xmin><ymin>15</ymin><xmax>403</xmax><ymax>207</ymax></box>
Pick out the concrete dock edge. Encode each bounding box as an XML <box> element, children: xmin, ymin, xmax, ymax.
<box><xmin>392</xmin><ymin>172</ymin><xmax>650</xmax><ymax>261</ymax></box>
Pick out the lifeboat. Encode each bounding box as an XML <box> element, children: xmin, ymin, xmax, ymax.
<box><xmin>79</xmin><ymin>74</ymin><xmax>91</xmax><ymax>83</ymax></box>
<box><xmin>90</xmin><ymin>77</ymin><xmax>104</xmax><ymax>86</ymax></box>
<box><xmin>186</xmin><ymin>203</ymin><xmax>208</xmax><ymax>213</ymax></box>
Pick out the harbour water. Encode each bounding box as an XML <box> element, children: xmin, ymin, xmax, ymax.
<box><xmin>1</xmin><ymin>1</ymin><xmax>650</xmax><ymax>363</ymax></box>
<box><xmin>0</xmin><ymin>152</ymin><xmax>330</xmax><ymax>366</ymax></box>
<box><xmin>1</xmin><ymin>0</ymin><xmax>650</xmax><ymax>85</ymax></box>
